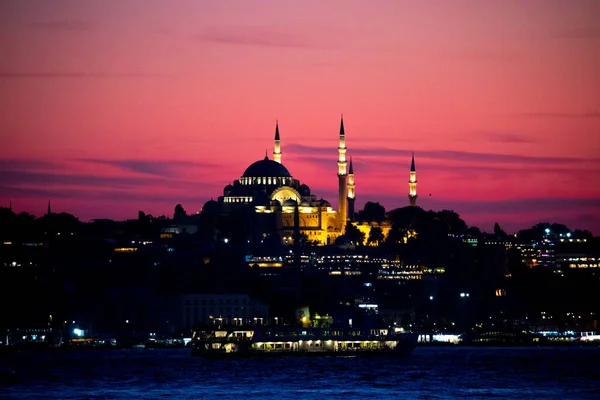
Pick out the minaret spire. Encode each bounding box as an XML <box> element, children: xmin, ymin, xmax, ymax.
<box><xmin>408</xmin><ymin>153</ymin><xmax>418</xmax><ymax>207</ymax></box>
<box><xmin>337</xmin><ymin>115</ymin><xmax>348</xmax><ymax>231</ymax></box>
<box><xmin>47</xmin><ymin>200</ymin><xmax>52</xmax><ymax>215</ymax></box>
<box><xmin>273</xmin><ymin>121</ymin><xmax>282</xmax><ymax>163</ymax></box>
<box><xmin>347</xmin><ymin>157</ymin><xmax>355</xmax><ymax>221</ymax></box>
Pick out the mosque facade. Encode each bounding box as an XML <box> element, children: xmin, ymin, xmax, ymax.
<box><xmin>202</xmin><ymin>118</ymin><xmax>417</xmax><ymax>246</ymax></box>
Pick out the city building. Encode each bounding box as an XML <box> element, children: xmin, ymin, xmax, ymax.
<box><xmin>180</xmin><ymin>294</ymin><xmax>269</xmax><ymax>331</ymax></box>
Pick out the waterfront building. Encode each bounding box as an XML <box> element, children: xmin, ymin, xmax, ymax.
<box><xmin>180</xmin><ymin>293</ymin><xmax>269</xmax><ymax>331</ymax></box>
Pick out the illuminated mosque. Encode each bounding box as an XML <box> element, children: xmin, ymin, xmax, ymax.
<box><xmin>202</xmin><ymin>117</ymin><xmax>417</xmax><ymax>246</ymax></box>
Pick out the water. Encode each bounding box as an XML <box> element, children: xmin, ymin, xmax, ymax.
<box><xmin>2</xmin><ymin>346</ymin><xmax>599</xmax><ymax>399</ymax></box>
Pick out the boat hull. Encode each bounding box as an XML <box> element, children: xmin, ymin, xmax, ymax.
<box><xmin>192</xmin><ymin>334</ymin><xmax>417</xmax><ymax>358</ymax></box>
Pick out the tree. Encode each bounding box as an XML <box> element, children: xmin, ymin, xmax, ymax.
<box><xmin>367</xmin><ymin>226</ymin><xmax>384</xmax><ymax>246</ymax></box>
<box><xmin>437</xmin><ymin>210</ymin><xmax>468</xmax><ymax>235</ymax></box>
<box><xmin>344</xmin><ymin>223</ymin><xmax>365</xmax><ymax>246</ymax></box>
<box><xmin>174</xmin><ymin>204</ymin><xmax>187</xmax><ymax>222</ymax></box>
<box><xmin>466</xmin><ymin>226</ymin><xmax>482</xmax><ymax>238</ymax></box>
<box><xmin>358</xmin><ymin>202</ymin><xmax>386</xmax><ymax>223</ymax></box>
<box><xmin>493</xmin><ymin>222</ymin><xmax>508</xmax><ymax>240</ymax></box>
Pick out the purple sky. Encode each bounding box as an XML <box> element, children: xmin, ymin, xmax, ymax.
<box><xmin>1</xmin><ymin>0</ymin><xmax>599</xmax><ymax>233</ymax></box>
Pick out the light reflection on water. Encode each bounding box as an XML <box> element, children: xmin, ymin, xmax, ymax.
<box><xmin>2</xmin><ymin>346</ymin><xmax>600</xmax><ymax>399</ymax></box>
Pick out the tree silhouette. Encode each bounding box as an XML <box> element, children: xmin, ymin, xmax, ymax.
<box><xmin>344</xmin><ymin>223</ymin><xmax>365</xmax><ymax>246</ymax></box>
<box><xmin>437</xmin><ymin>210</ymin><xmax>468</xmax><ymax>235</ymax></box>
<box><xmin>493</xmin><ymin>222</ymin><xmax>508</xmax><ymax>240</ymax></box>
<box><xmin>367</xmin><ymin>226</ymin><xmax>384</xmax><ymax>246</ymax></box>
<box><xmin>466</xmin><ymin>226</ymin><xmax>482</xmax><ymax>238</ymax></box>
<box><xmin>173</xmin><ymin>204</ymin><xmax>187</xmax><ymax>222</ymax></box>
<box><xmin>358</xmin><ymin>202</ymin><xmax>386</xmax><ymax>223</ymax></box>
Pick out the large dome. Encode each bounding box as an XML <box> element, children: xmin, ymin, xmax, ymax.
<box><xmin>243</xmin><ymin>157</ymin><xmax>291</xmax><ymax>178</ymax></box>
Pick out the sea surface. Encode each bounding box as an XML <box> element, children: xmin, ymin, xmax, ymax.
<box><xmin>1</xmin><ymin>346</ymin><xmax>599</xmax><ymax>399</ymax></box>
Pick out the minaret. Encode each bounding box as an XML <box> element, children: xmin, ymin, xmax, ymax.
<box><xmin>47</xmin><ymin>200</ymin><xmax>52</xmax><ymax>215</ymax></box>
<box><xmin>347</xmin><ymin>157</ymin><xmax>355</xmax><ymax>221</ymax></box>
<box><xmin>273</xmin><ymin>121</ymin><xmax>282</xmax><ymax>164</ymax></box>
<box><xmin>409</xmin><ymin>153</ymin><xmax>418</xmax><ymax>207</ymax></box>
<box><xmin>337</xmin><ymin>116</ymin><xmax>348</xmax><ymax>231</ymax></box>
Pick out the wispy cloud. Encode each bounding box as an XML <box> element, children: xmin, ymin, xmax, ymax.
<box><xmin>196</xmin><ymin>26</ymin><xmax>332</xmax><ymax>49</ymax></box>
<box><xmin>286</xmin><ymin>144</ymin><xmax>600</xmax><ymax>166</ymax></box>
<box><xmin>511</xmin><ymin>112</ymin><xmax>600</xmax><ymax>119</ymax></box>
<box><xmin>442</xmin><ymin>47</ymin><xmax>524</xmax><ymax>63</ymax></box>
<box><xmin>553</xmin><ymin>27</ymin><xmax>600</xmax><ymax>40</ymax></box>
<box><xmin>0</xmin><ymin>158</ymin><xmax>64</xmax><ymax>171</ymax></box>
<box><xmin>440</xmin><ymin>197</ymin><xmax>600</xmax><ymax>215</ymax></box>
<box><xmin>28</xmin><ymin>20</ymin><xmax>92</xmax><ymax>32</ymax></box>
<box><xmin>0</xmin><ymin>170</ymin><xmax>163</xmax><ymax>188</ymax></box>
<box><xmin>78</xmin><ymin>159</ymin><xmax>218</xmax><ymax>177</ymax></box>
<box><xmin>0</xmin><ymin>72</ymin><xmax>163</xmax><ymax>79</ymax></box>
<box><xmin>482</xmin><ymin>132</ymin><xmax>536</xmax><ymax>144</ymax></box>
<box><xmin>0</xmin><ymin>185</ymin><xmax>213</xmax><ymax>205</ymax></box>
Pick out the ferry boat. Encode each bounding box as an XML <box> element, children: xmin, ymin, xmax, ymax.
<box><xmin>191</xmin><ymin>326</ymin><xmax>418</xmax><ymax>357</ymax></box>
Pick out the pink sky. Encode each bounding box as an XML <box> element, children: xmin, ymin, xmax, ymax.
<box><xmin>1</xmin><ymin>0</ymin><xmax>599</xmax><ymax>233</ymax></box>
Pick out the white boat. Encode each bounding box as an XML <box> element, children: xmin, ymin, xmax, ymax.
<box><xmin>191</xmin><ymin>326</ymin><xmax>417</xmax><ymax>357</ymax></box>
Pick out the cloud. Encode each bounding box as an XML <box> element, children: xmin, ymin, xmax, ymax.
<box><xmin>196</xmin><ymin>26</ymin><xmax>331</xmax><ymax>49</ymax></box>
<box><xmin>0</xmin><ymin>170</ymin><xmax>164</xmax><ymax>188</ymax></box>
<box><xmin>290</xmin><ymin>154</ymin><xmax>599</xmax><ymax>179</ymax></box>
<box><xmin>511</xmin><ymin>112</ymin><xmax>600</xmax><ymax>119</ymax></box>
<box><xmin>0</xmin><ymin>158</ymin><xmax>64</xmax><ymax>171</ymax></box>
<box><xmin>0</xmin><ymin>185</ymin><xmax>213</xmax><ymax>205</ymax></box>
<box><xmin>78</xmin><ymin>158</ymin><xmax>218</xmax><ymax>177</ymax></box>
<box><xmin>482</xmin><ymin>132</ymin><xmax>536</xmax><ymax>144</ymax></box>
<box><xmin>0</xmin><ymin>157</ymin><xmax>227</xmax><ymax>199</ymax></box>
<box><xmin>0</xmin><ymin>186</ymin><xmax>75</xmax><ymax>199</ymax></box>
<box><xmin>442</xmin><ymin>48</ymin><xmax>524</xmax><ymax>63</ymax></box>
<box><xmin>286</xmin><ymin>144</ymin><xmax>600</xmax><ymax>166</ymax></box>
<box><xmin>0</xmin><ymin>72</ymin><xmax>162</xmax><ymax>79</ymax></box>
<box><xmin>553</xmin><ymin>27</ymin><xmax>600</xmax><ymax>40</ymax></box>
<box><xmin>440</xmin><ymin>197</ymin><xmax>600</xmax><ymax>215</ymax></box>
<box><xmin>28</xmin><ymin>20</ymin><xmax>92</xmax><ymax>32</ymax></box>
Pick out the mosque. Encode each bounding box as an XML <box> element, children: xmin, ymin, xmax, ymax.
<box><xmin>202</xmin><ymin>117</ymin><xmax>417</xmax><ymax>246</ymax></box>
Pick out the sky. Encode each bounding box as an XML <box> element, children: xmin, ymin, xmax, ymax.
<box><xmin>1</xmin><ymin>0</ymin><xmax>599</xmax><ymax>234</ymax></box>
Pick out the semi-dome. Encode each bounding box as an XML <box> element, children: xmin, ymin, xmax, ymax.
<box><xmin>282</xmin><ymin>199</ymin><xmax>298</xmax><ymax>207</ymax></box>
<box><xmin>318</xmin><ymin>198</ymin><xmax>331</xmax><ymax>207</ymax></box>
<box><xmin>299</xmin><ymin>184</ymin><xmax>311</xmax><ymax>196</ymax></box>
<box><xmin>243</xmin><ymin>156</ymin><xmax>291</xmax><ymax>178</ymax></box>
